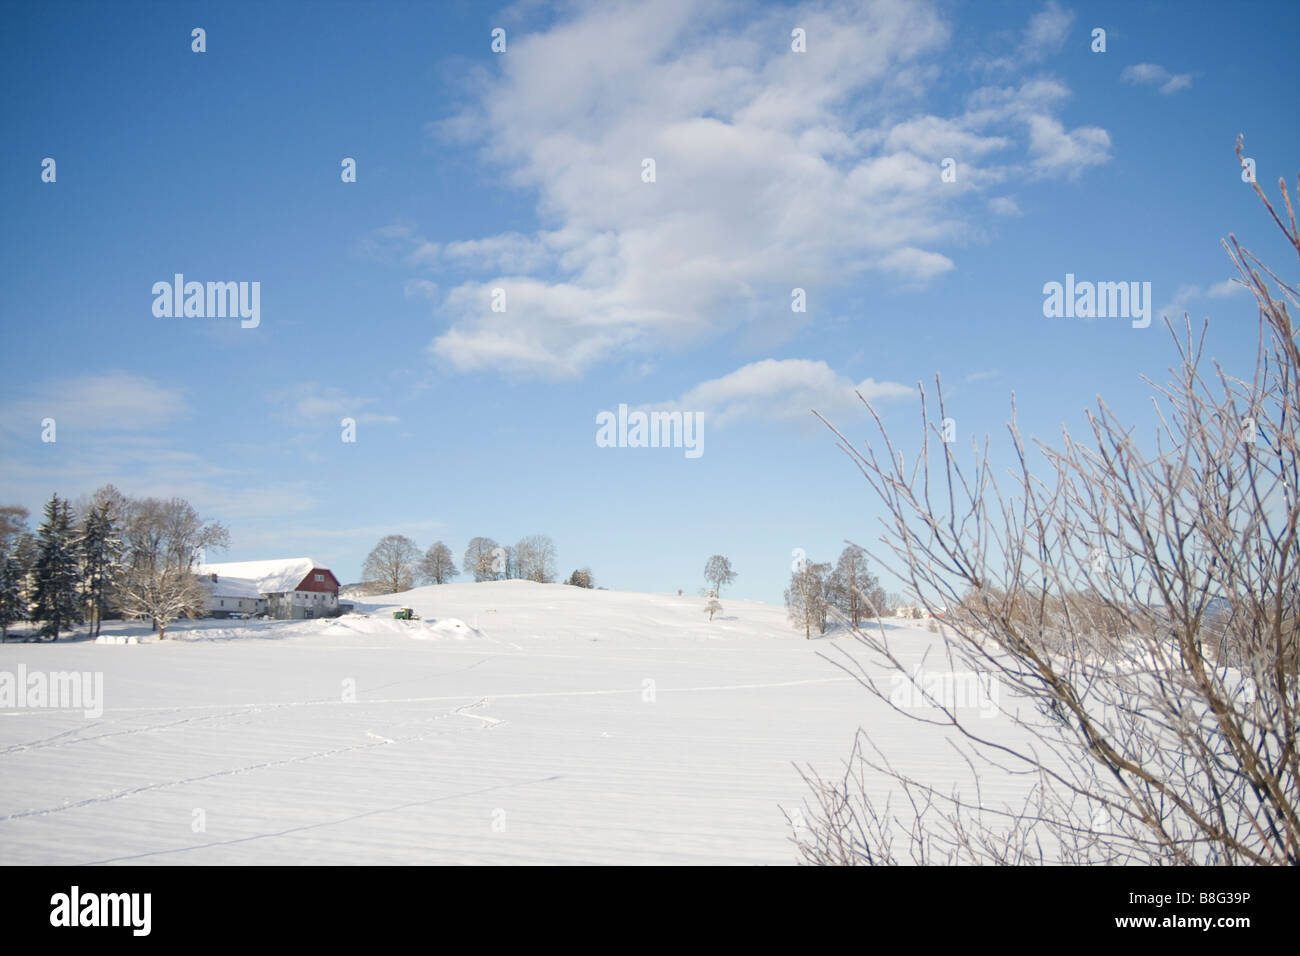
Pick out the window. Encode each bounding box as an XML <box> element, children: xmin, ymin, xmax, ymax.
<box><xmin>315</xmin><ymin>573</ymin><xmax>324</xmax><ymax>582</ymax></box>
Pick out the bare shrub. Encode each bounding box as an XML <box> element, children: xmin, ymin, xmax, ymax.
<box><xmin>794</xmin><ymin>143</ymin><xmax>1299</xmax><ymax>865</ymax></box>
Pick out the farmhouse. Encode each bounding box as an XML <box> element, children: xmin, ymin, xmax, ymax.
<box><xmin>200</xmin><ymin>573</ymin><xmax>268</xmax><ymax>619</ymax></box>
<box><xmin>199</xmin><ymin>558</ymin><xmax>341</xmax><ymax>620</ymax></box>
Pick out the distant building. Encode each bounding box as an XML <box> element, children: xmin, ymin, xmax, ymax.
<box><xmin>894</xmin><ymin>606</ymin><xmax>937</xmax><ymax>620</ymax></box>
<box><xmin>200</xmin><ymin>573</ymin><xmax>268</xmax><ymax>619</ymax></box>
<box><xmin>199</xmin><ymin>558</ymin><xmax>341</xmax><ymax>620</ymax></box>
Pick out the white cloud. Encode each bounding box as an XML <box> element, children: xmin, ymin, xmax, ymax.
<box><xmin>352</xmin><ymin>222</ymin><xmax>420</xmax><ymax>262</ymax></box>
<box><xmin>1206</xmin><ymin>278</ymin><xmax>1245</xmax><ymax>298</ymax></box>
<box><xmin>232</xmin><ymin>518</ymin><xmax>446</xmax><ymax>553</ymax></box>
<box><xmin>988</xmin><ymin>196</ymin><xmax>1022</xmax><ymax>216</ymax></box>
<box><xmin>878</xmin><ymin>247</ymin><xmax>955</xmax><ymax>281</ymax></box>
<box><xmin>648</xmin><ymin>358</ymin><xmax>912</xmax><ymax>427</ymax></box>
<box><xmin>271</xmin><ymin>384</ymin><xmax>399</xmax><ymax>426</ymax></box>
<box><xmin>403</xmin><ymin>279</ymin><xmax>439</xmax><ymax>301</ymax></box>
<box><xmin>0</xmin><ymin>371</ymin><xmax>187</xmax><ymax>439</ymax></box>
<box><xmin>403</xmin><ymin>0</ymin><xmax>1111</xmax><ymax>379</ymax></box>
<box><xmin>1121</xmin><ymin>63</ymin><xmax>1193</xmax><ymax>95</ymax></box>
<box><xmin>884</xmin><ymin>115</ymin><xmax>1011</xmax><ymax>158</ymax></box>
<box><xmin>1021</xmin><ymin>1</ymin><xmax>1075</xmax><ymax>62</ymax></box>
<box><xmin>1157</xmin><ymin>279</ymin><xmax>1248</xmax><ymax>320</ymax></box>
<box><xmin>0</xmin><ymin>373</ymin><xmax>320</xmax><ymax>530</ymax></box>
<box><xmin>1025</xmin><ymin>114</ymin><xmax>1111</xmax><ymax>177</ymax></box>
<box><xmin>975</xmin><ymin>1</ymin><xmax>1075</xmax><ymax>72</ymax></box>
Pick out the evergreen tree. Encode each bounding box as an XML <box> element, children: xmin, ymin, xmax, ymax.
<box><xmin>564</xmin><ymin>568</ymin><xmax>594</xmax><ymax>588</ymax></box>
<box><xmin>10</xmin><ymin>531</ymin><xmax>38</xmax><ymax>612</ymax></box>
<box><xmin>0</xmin><ymin>552</ymin><xmax>22</xmax><ymax>641</ymax></box>
<box><xmin>31</xmin><ymin>495</ymin><xmax>82</xmax><ymax>640</ymax></box>
<box><xmin>80</xmin><ymin>500</ymin><xmax>121</xmax><ymax>639</ymax></box>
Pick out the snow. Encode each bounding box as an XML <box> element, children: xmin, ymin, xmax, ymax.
<box><xmin>0</xmin><ymin>581</ymin><xmax>1041</xmax><ymax>864</ymax></box>
<box><xmin>197</xmin><ymin>557</ymin><xmax>319</xmax><ymax>594</ymax></box>
<box><xmin>198</xmin><ymin>575</ymin><xmax>264</xmax><ymax>600</ymax></box>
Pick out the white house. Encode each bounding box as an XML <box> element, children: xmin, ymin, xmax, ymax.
<box><xmin>200</xmin><ymin>574</ymin><xmax>269</xmax><ymax>619</ymax></box>
<box><xmin>199</xmin><ymin>558</ymin><xmax>341</xmax><ymax>620</ymax></box>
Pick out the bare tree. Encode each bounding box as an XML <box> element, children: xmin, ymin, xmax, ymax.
<box><xmin>363</xmin><ymin>535</ymin><xmax>420</xmax><ymax>594</ymax></box>
<box><xmin>464</xmin><ymin>537</ymin><xmax>501</xmax><ymax>582</ymax></box>
<box><xmin>705</xmin><ymin>596</ymin><xmax>723</xmax><ymax>621</ymax></box>
<box><xmin>159</xmin><ymin>498</ymin><xmax>227</xmax><ymax>570</ymax></box>
<box><xmin>704</xmin><ymin>554</ymin><xmax>736</xmax><ymax>596</ymax></box>
<box><xmin>419</xmin><ymin>541</ymin><xmax>459</xmax><ymax>585</ymax></box>
<box><xmin>122</xmin><ymin>495</ymin><xmax>227</xmax><ymax>576</ymax></box>
<box><xmin>827</xmin><ymin>545</ymin><xmax>884</xmax><ymax>627</ymax></box>
<box><xmin>785</xmin><ymin>560</ymin><xmax>831</xmax><ymax>639</ymax></box>
<box><xmin>117</xmin><ymin>564</ymin><xmax>205</xmax><ymax>640</ymax></box>
<box><xmin>795</xmin><ymin>147</ymin><xmax>1300</xmax><ymax>865</ymax></box>
<box><xmin>516</xmin><ymin>534</ymin><xmax>557</xmax><ymax>583</ymax></box>
<box><xmin>0</xmin><ymin>505</ymin><xmax>29</xmax><ymax>555</ymax></box>
<box><xmin>113</xmin><ymin>492</ymin><xmax>226</xmax><ymax>635</ymax></box>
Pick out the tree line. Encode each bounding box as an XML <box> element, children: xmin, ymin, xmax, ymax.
<box><xmin>360</xmin><ymin>533</ymin><xmax>595</xmax><ymax>594</ymax></box>
<box><xmin>0</xmin><ymin>486</ymin><xmax>228</xmax><ymax>641</ymax></box>
<box><xmin>784</xmin><ymin>544</ymin><xmax>889</xmax><ymax>639</ymax></box>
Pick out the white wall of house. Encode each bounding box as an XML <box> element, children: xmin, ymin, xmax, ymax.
<box><xmin>266</xmin><ymin>590</ymin><xmax>340</xmax><ymax>620</ymax></box>
<box><xmin>207</xmin><ymin>594</ymin><xmax>267</xmax><ymax>616</ymax></box>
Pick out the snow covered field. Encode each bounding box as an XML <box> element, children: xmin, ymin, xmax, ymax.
<box><xmin>0</xmin><ymin>581</ymin><xmax>1031</xmax><ymax>865</ymax></box>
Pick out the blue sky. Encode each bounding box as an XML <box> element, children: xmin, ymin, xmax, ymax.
<box><xmin>1</xmin><ymin>0</ymin><xmax>1297</xmax><ymax>604</ymax></box>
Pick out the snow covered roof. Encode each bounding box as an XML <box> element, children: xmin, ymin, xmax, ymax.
<box><xmin>199</xmin><ymin>558</ymin><xmax>322</xmax><ymax>594</ymax></box>
<box><xmin>200</xmin><ymin>575</ymin><xmax>266</xmax><ymax>600</ymax></box>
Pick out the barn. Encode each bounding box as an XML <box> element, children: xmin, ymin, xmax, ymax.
<box><xmin>198</xmin><ymin>558</ymin><xmax>341</xmax><ymax>620</ymax></box>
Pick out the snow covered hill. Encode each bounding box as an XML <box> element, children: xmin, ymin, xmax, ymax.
<box><xmin>0</xmin><ymin>582</ymin><xmax>1031</xmax><ymax>864</ymax></box>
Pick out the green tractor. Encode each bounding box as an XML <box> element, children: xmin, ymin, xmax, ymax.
<box><xmin>392</xmin><ymin>607</ymin><xmax>420</xmax><ymax>621</ymax></box>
